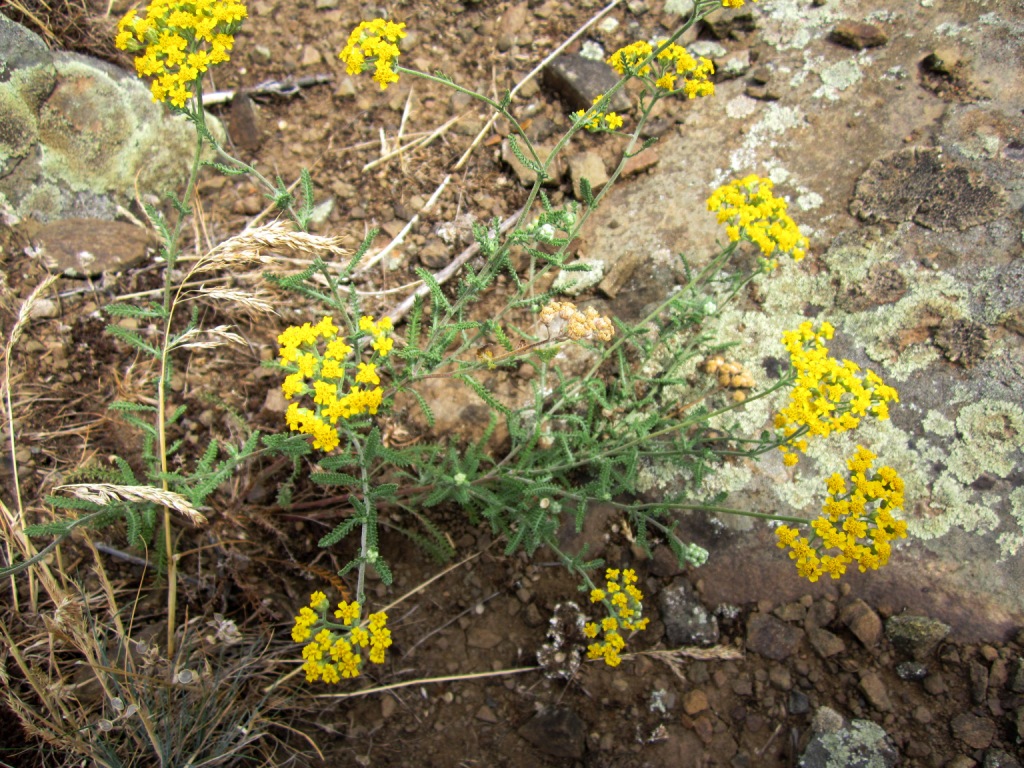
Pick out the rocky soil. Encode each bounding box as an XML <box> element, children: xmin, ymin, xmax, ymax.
<box><xmin>2</xmin><ymin>0</ymin><xmax>1024</xmax><ymax>766</ymax></box>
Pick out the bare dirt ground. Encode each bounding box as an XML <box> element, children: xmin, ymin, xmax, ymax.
<box><xmin>2</xmin><ymin>1</ymin><xmax>1023</xmax><ymax>766</ymax></box>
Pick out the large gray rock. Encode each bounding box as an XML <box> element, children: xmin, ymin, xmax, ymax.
<box><xmin>0</xmin><ymin>13</ymin><xmax>221</xmax><ymax>223</ymax></box>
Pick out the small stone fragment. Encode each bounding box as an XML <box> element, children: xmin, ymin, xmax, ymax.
<box><xmin>683</xmin><ymin>689</ymin><xmax>709</xmax><ymax>715</ymax></box>
<box><xmin>475</xmin><ymin>705</ymin><xmax>499</xmax><ymax>724</ymax></box>
<box><xmin>885</xmin><ymin>614</ymin><xmax>950</xmax><ymax>660</ymax></box>
<box><xmin>840</xmin><ymin>599</ymin><xmax>882</xmax><ymax>648</ymax></box>
<box><xmin>951</xmin><ymin>713</ymin><xmax>996</xmax><ymax>749</ymax></box>
<box><xmin>969</xmin><ymin>659</ymin><xmax>990</xmax><ymax>704</ymax></box>
<box><xmin>517</xmin><ymin>707</ymin><xmax>586</xmax><ymax>759</ymax></box>
<box><xmin>983</xmin><ymin>749</ymin><xmax>1022</xmax><ymax>768</ymax></box>
<box><xmin>542</xmin><ymin>53</ymin><xmax>631</xmax><ymax>112</ymax></box>
<box><xmin>466</xmin><ymin>627</ymin><xmax>503</xmax><ymax>649</ymax></box>
<box><xmin>659</xmin><ymin>579</ymin><xmax>720</xmax><ymax>647</ymax></box>
<box><xmin>32</xmin><ymin>219</ymin><xmax>154</xmax><ymax>277</ymax></box>
<box><xmin>896</xmin><ymin>661</ymin><xmax>928</xmax><ymax>681</ymax></box>
<box><xmin>830</xmin><ymin>21</ymin><xmax>888</xmax><ymax>49</ymax></box>
<box><xmin>788</xmin><ymin>690</ymin><xmax>810</xmax><ymax>715</ymax></box>
<box><xmin>859</xmin><ymin>672</ymin><xmax>892</xmax><ymax>712</ymax></box>
<box><xmin>568</xmin><ymin>151</ymin><xmax>609</xmax><ymax>200</ymax></box>
<box><xmin>745</xmin><ymin>612</ymin><xmax>804</xmax><ymax>661</ymax></box>
<box><xmin>800</xmin><ymin>709</ymin><xmax>898</xmax><ymax>768</ymax></box>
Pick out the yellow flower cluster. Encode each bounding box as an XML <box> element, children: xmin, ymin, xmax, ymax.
<box><xmin>706</xmin><ymin>175</ymin><xmax>808</xmax><ymax>265</ymax></box>
<box><xmin>539</xmin><ymin>301</ymin><xmax>615</xmax><ymax>342</ymax></box>
<box><xmin>338</xmin><ymin>18</ymin><xmax>406</xmax><ymax>90</ymax></box>
<box><xmin>115</xmin><ymin>0</ymin><xmax>246</xmax><ymax>108</ymax></box>
<box><xmin>291</xmin><ymin>592</ymin><xmax>392</xmax><ymax>683</ymax></box>
<box><xmin>775</xmin><ymin>446</ymin><xmax>907</xmax><ymax>582</ymax></box>
<box><xmin>574</xmin><ymin>95</ymin><xmax>625</xmax><ymax>132</ymax></box>
<box><xmin>722</xmin><ymin>0</ymin><xmax>757</xmax><ymax>7</ymax></box>
<box><xmin>584</xmin><ymin>568</ymin><xmax>649</xmax><ymax>667</ymax></box>
<box><xmin>278</xmin><ymin>315</ymin><xmax>393</xmax><ymax>453</ymax></box>
<box><xmin>607</xmin><ymin>41</ymin><xmax>715</xmax><ymax>99</ymax></box>
<box><xmin>775</xmin><ymin>321</ymin><xmax>899</xmax><ymax>466</ymax></box>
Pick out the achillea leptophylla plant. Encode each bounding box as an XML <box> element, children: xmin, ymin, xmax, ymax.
<box><xmin>254</xmin><ymin>0</ymin><xmax>907</xmax><ymax>676</ymax></box>
<box><xmin>775</xmin><ymin>446</ymin><xmax>907</xmax><ymax>582</ymax></box>
<box><xmin>584</xmin><ymin>569</ymin><xmax>650</xmax><ymax>667</ymax></box>
<box><xmin>291</xmin><ymin>592</ymin><xmax>392</xmax><ymax>682</ymax></box>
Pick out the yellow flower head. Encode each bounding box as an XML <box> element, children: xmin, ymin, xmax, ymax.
<box><xmin>707</xmin><ymin>176</ymin><xmax>807</xmax><ymax>262</ymax></box>
<box><xmin>776</xmin><ymin>447</ymin><xmax>907</xmax><ymax>583</ymax></box>
<box><xmin>339</xmin><ymin>18</ymin><xmax>407</xmax><ymax>91</ymax></box>
<box><xmin>606</xmin><ymin>39</ymin><xmax>715</xmax><ymax>101</ymax></box>
<box><xmin>115</xmin><ymin>0</ymin><xmax>247</xmax><ymax>107</ymax></box>
<box><xmin>574</xmin><ymin>95</ymin><xmax>625</xmax><ymax>133</ymax></box>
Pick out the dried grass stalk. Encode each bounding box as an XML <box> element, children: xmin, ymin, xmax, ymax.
<box><xmin>55</xmin><ymin>483</ymin><xmax>207</xmax><ymax>525</ymax></box>
<box><xmin>173</xmin><ymin>324</ymin><xmax>247</xmax><ymax>350</ymax></box>
<box><xmin>6</xmin><ymin>274</ymin><xmax>58</xmax><ymax>354</ymax></box>
<box><xmin>196</xmin><ymin>221</ymin><xmax>350</xmax><ymax>273</ymax></box>
<box><xmin>197</xmin><ymin>286</ymin><xmax>278</xmax><ymax>315</ymax></box>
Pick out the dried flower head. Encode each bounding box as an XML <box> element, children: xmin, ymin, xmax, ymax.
<box><xmin>539</xmin><ymin>301</ymin><xmax>615</xmax><ymax>343</ymax></box>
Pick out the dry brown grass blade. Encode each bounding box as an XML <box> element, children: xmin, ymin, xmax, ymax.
<box><xmin>194</xmin><ymin>220</ymin><xmax>350</xmax><ymax>274</ymax></box>
<box><xmin>3</xmin><ymin>273</ymin><xmax>61</xmax><ymax>610</ymax></box>
<box><xmin>55</xmin><ymin>483</ymin><xmax>208</xmax><ymax>525</ymax></box>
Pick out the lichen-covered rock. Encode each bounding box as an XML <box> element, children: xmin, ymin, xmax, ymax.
<box><xmin>850</xmin><ymin>146</ymin><xmax>1007</xmax><ymax>231</ymax></box>
<box><xmin>0</xmin><ymin>13</ymin><xmax>223</xmax><ymax>223</ymax></box>
<box><xmin>885</xmin><ymin>614</ymin><xmax>951</xmax><ymax>661</ymax></box>
<box><xmin>799</xmin><ymin>708</ymin><xmax>899</xmax><ymax>768</ymax></box>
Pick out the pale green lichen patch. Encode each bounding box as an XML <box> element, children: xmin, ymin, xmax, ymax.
<box><xmin>814</xmin><ymin>59</ymin><xmax>864</xmax><ymax>101</ymax></box>
<box><xmin>922</xmin><ymin>409</ymin><xmax>956</xmax><ymax>437</ymax></box>
<box><xmin>946</xmin><ymin>400</ymin><xmax>1024</xmax><ymax>483</ymax></box>
<box><xmin>842</xmin><ymin>270</ymin><xmax>967</xmax><ymax>381</ymax></box>
<box><xmin>0</xmin><ymin>85</ymin><xmax>38</xmax><ymax>168</ymax></box>
<box><xmin>996</xmin><ymin>487</ymin><xmax>1024</xmax><ymax>558</ymax></box>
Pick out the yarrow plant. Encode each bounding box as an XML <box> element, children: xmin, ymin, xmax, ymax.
<box><xmin>775</xmin><ymin>446</ymin><xmax>907</xmax><ymax>581</ymax></box>
<box><xmin>584</xmin><ymin>569</ymin><xmax>650</xmax><ymax>667</ymax></box>
<box><xmin>707</xmin><ymin>175</ymin><xmax>808</xmax><ymax>266</ymax></box>
<box><xmin>8</xmin><ymin>0</ymin><xmax>913</xmax><ymax>730</ymax></box>
<box><xmin>774</xmin><ymin>321</ymin><xmax>900</xmax><ymax>466</ymax></box>
<box><xmin>291</xmin><ymin>591</ymin><xmax>392</xmax><ymax>682</ymax></box>
<box><xmin>255</xmin><ymin>0</ymin><xmax>910</xmax><ymax>672</ymax></box>
<box><xmin>116</xmin><ymin>0</ymin><xmax>246</xmax><ymax>107</ymax></box>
